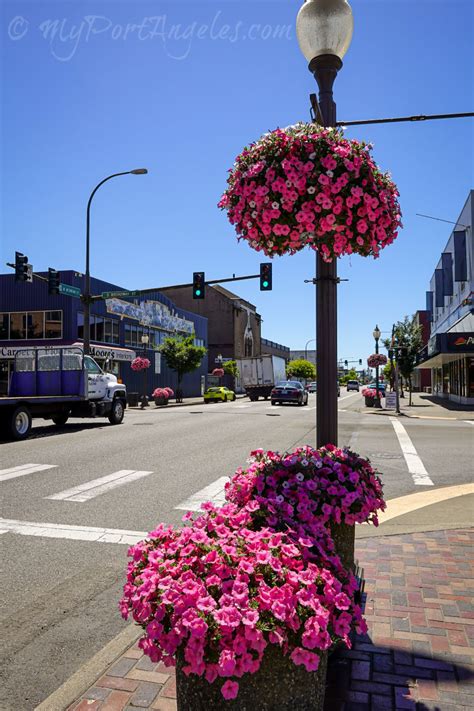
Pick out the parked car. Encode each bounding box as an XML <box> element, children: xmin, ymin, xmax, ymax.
<box><xmin>346</xmin><ymin>380</ymin><xmax>360</xmax><ymax>392</ymax></box>
<box><xmin>367</xmin><ymin>382</ymin><xmax>386</xmax><ymax>395</ymax></box>
<box><xmin>306</xmin><ymin>382</ymin><xmax>317</xmax><ymax>393</ymax></box>
<box><xmin>271</xmin><ymin>381</ymin><xmax>309</xmax><ymax>406</ymax></box>
<box><xmin>203</xmin><ymin>386</ymin><xmax>236</xmax><ymax>403</ymax></box>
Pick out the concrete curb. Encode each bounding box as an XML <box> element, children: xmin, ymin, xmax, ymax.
<box><xmin>35</xmin><ymin>624</ymin><xmax>141</xmax><ymax>711</ymax></box>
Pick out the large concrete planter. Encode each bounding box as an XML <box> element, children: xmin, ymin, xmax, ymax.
<box><xmin>364</xmin><ymin>396</ymin><xmax>375</xmax><ymax>407</ymax></box>
<box><xmin>154</xmin><ymin>396</ymin><xmax>168</xmax><ymax>406</ymax></box>
<box><xmin>176</xmin><ymin>645</ymin><xmax>328</xmax><ymax>711</ymax></box>
<box><xmin>330</xmin><ymin>522</ymin><xmax>355</xmax><ymax>573</ymax></box>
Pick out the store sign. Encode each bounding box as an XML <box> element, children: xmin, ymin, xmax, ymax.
<box><xmin>0</xmin><ymin>345</ymin><xmax>62</xmax><ymax>359</ymax></box>
<box><xmin>385</xmin><ymin>392</ymin><xmax>397</xmax><ymax>410</ymax></box>
<box><xmin>155</xmin><ymin>352</ymin><xmax>161</xmax><ymax>374</ymax></box>
<box><xmin>446</xmin><ymin>333</ymin><xmax>474</xmax><ymax>351</ymax></box>
<box><xmin>89</xmin><ymin>345</ymin><xmax>136</xmax><ymax>362</ymax></box>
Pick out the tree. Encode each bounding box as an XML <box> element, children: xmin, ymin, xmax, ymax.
<box><xmin>223</xmin><ymin>360</ymin><xmax>239</xmax><ymax>379</ymax></box>
<box><xmin>286</xmin><ymin>359</ymin><xmax>316</xmax><ymax>381</ymax></box>
<box><xmin>160</xmin><ymin>335</ymin><xmax>207</xmax><ymax>402</ymax></box>
<box><xmin>382</xmin><ymin>362</ymin><xmax>394</xmax><ymax>391</ymax></box>
<box><xmin>383</xmin><ymin>316</ymin><xmax>423</xmax><ymax>406</ymax></box>
<box><xmin>340</xmin><ymin>368</ymin><xmax>358</xmax><ymax>385</ymax></box>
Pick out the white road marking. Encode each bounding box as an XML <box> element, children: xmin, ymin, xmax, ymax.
<box><xmin>389</xmin><ymin>417</ymin><xmax>434</xmax><ymax>486</ymax></box>
<box><xmin>0</xmin><ymin>463</ymin><xmax>57</xmax><ymax>482</ymax></box>
<box><xmin>46</xmin><ymin>470</ymin><xmax>154</xmax><ymax>503</ymax></box>
<box><xmin>348</xmin><ymin>431</ymin><xmax>359</xmax><ymax>450</ymax></box>
<box><xmin>175</xmin><ymin>476</ymin><xmax>229</xmax><ymax>511</ymax></box>
<box><xmin>0</xmin><ymin>517</ymin><xmax>147</xmax><ymax>544</ymax></box>
<box><xmin>464</xmin><ymin>421</ymin><xmax>474</xmax><ymax>425</ymax></box>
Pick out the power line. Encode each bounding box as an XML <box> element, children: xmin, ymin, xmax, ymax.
<box><xmin>416</xmin><ymin>213</ymin><xmax>469</xmax><ymax>229</ymax></box>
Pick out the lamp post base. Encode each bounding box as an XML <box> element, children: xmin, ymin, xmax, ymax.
<box><xmin>140</xmin><ymin>396</ymin><xmax>149</xmax><ymax>409</ymax></box>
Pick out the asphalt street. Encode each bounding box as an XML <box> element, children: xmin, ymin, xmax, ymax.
<box><xmin>0</xmin><ymin>388</ymin><xmax>473</xmax><ymax>709</ymax></box>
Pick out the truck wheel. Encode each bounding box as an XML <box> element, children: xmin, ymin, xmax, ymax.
<box><xmin>52</xmin><ymin>413</ymin><xmax>69</xmax><ymax>427</ymax></box>
<box><xmin>108</xmin><ymin>398</ymin><xmax>125</xmax><ymax>425</ymax></box>
<box><xmin>9</xmin><ymin>406</ymin><xmax>32</xmax><ymax>440</ymax></box>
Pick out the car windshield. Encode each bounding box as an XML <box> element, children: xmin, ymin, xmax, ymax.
<box><xmin>276</xmin><ymin>381</ymin><xmax>302</xmax><ymax>389</ymax></box>
<box><xmin>348</xmin><ymin>381</ymin><xmax>358</xmax><ymax>385</ymax></box>
<box><xmin>207</xmin><ymin>388</ymin><xmax>221</xmax><ymax>392</ymax></box>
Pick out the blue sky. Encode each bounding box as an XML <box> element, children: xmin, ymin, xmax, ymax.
<box><xmin>1</xmin><ymin>0</ymin><xmax>473</xmax><ymax>361</ymax></box>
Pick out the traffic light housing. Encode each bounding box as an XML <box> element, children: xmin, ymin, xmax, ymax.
<box><xmin>260</xmin><ymin>262</ymin><xmax>272</xmax><ymax>291</ymax></box>
<box><xmin>15</xmin><ymin>252</ymin><xmax>31</xmax><ymax>282</ymax></box>
<box><xmin>193</xmin><ymin>272</ymin><xmax>205</xmax><ymax>299</ymax></box>
<box><xmin>359</xmin><ymin>359</ymin><xmax>362</xmax><ymax>365</ymax></box>
<box><xmin>344</xmin><ymin>360</ymin><xmax>348</xmax><ymax>367</ymax></box>
<box><xmin>48</xmin><ymin>268</ymin><xmax>60</xmax><ymax>295</ymax></box>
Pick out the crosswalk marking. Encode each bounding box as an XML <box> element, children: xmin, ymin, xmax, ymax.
<box><xmin>46</xmin><ymin>469</ymin><xmax>154</xmax><ymax>503</ymax></box>
<box><xmin>0</xmin><ymin>517</ymin><xmax>147</xmax><ymax>545</ymax></box>
<box><xmin>390</xmin><ymin>417</ymin><xmax>434</xmax><ymax>486</ymax></box>
<box><xmin>175</xmin><ymin>476</ymin><xmax>229</xmax><ymax>511</ymax></box>
<box><xmin>0</xmin><ymin>463</ymin><xmax>57</xmax><ymax>483</ymax></box>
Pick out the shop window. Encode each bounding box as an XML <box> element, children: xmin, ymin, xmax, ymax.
<box><xmin>95</xmin><ymin>316</ymin><xmax>104</xmax><ymax>342</ymax></box>
<box><xmin>28</xmin><ymin>312</ymin><xmax>45</xmax><ymax>339</ymax></box>
<box><xmin>10</xmin><ymin>313</ymin><xmax>26</xmax><ymax>339</ymax></box>
<box><xmin>45</xmin><ymin>311</ymin><xmax>62</xmax><ymax>339</ymax></box>
<box><xmin>77</xmin><ymin>312</ymin><xmax>84</xmax><ymax>339</ymax></box>
<box><xmin>0</xmin><ymin>313</ymin><xmax>9</xmax><ymax>340</ymax></box>
<box><xmin>125</xmin><ymin>324</ymin><xmax>132</xmax><ymax>346</ymax></box>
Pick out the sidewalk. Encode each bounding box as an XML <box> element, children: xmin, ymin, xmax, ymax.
<box><xmin>363</xmin><ymin>392</ymin><xmax>474</xmax><ymax>421</ymax></box>
<box><xmin>127</xmin><ymin>394</ymin><xmax>248</xmax><ymax>411</ymax></box>
<box><xmin>42</xmin><ymin>521</ymin><xmax>473</xmax><ymax>711</ymax></box>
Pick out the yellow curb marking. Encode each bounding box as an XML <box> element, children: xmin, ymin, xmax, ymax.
<box><xmin>376</xmin><ymin>484</ymin><xmax>474</xmax><ymax>524</ymax></box>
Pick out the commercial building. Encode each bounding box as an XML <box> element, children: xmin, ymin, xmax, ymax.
<box><xmin>0</xmin><ymin>271</ymin><xmax>208</xmax><ymax>398</ymax></box>
<box><xmin>261</xmin><ymin>338</ymin><xmax>291</xmax><ymax>363</ymax></box>
<box><xmin>159</xmin><ymin>284</ymin><xmax>264</xmax><ymax>368</ymax></box>
<box><xmin>416</xmin><ymin>190</ymin><xmax>474</xmax><ymax>405</ymax></box>
<box><xmin>411</xmin><ymin>310</ymin><xmax>431</xmax><ymax>392</ymax></box>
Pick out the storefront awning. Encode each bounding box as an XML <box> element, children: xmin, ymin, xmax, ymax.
<box><xmin>416</xmin><ymin>331</ymin><xmax>474</xmax><ymax>369</ymax></box>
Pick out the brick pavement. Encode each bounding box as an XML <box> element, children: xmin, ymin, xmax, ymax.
<box><xmin>66</xmin><ymin>529</ymin><xmax>473</xmax><ymax>711</ymax></box>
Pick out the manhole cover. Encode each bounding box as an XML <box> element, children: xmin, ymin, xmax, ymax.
<box><xmin>190</xmin><ymin>411</ymin><xmax>203</xmax><ymax>414</ymax></box>
<box><xmin>266</xmin><ymin>413</ymin><xmax>281</xmax><ymax>417</ymax></box>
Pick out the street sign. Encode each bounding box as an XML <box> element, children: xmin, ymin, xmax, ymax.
<box><xmin>385</xmin><ymin>391</ymin><xmax>397</xmax><ymax>410</ymax></box>
<box><xmin>102</xmin><ymin>290</ymin><xmax>142</xmax><ymax>299</ymax></box>
<box><xmin>59</xmin><ymin>283</ymin><xmax>81</xmax><ymax>298</ymax></box>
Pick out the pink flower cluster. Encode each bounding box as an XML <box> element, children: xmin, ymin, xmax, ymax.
<box><xmin>361</xmin><ymin>388</ymin><xmax>383</xmax><ymax>399</ymax></box>
<box><xmin>120</xmin><ymin>503</ymin><xmax>367</xmax><ymax>701</ymax></box>
<box><xmin>219</xmin><ymin>123</ymin><xmax>401</xmax><ymax>261</ymax></box>
<box><xmin>131</xmin><ymin>357</ymin><xmax>151</xmax><ymax>372</ymax></box>
<box><xmin>212</xmin><ymin>368</ymin><xmax>225</xmax><ymax>377</ymax></box>
<box><xmin>367</xmin><ymin>354</ymin><xmax>388</xmax><ymax>368</ymax></box>
<box><xmin>225</xmin><ymin>445</ymin><xmax>386</xmax><ymax>529</ymax></box>
<box><xmin>152</xmin><ymin>387</ymin><xmax>174</xmax><ymax>400</ymax></box>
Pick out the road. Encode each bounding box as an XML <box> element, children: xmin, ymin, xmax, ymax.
<box><xmin>0</xmin><ymin>388</ymin><xmax>472</xmax><ymax>709</ymax></box>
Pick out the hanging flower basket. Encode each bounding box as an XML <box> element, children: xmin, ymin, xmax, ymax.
<box><xmin>212</xmin><ymin>368</ymin><xmax>225</xmax><ymax>377</ymax></box>
<box><xmin>131</xmin><ymin>357</ymin><xmax>151</xmax><ymax>372</ymax></box>
<box><xmin>219</xmin><ymin>123</ymin><xmax>401</xmax><ymax>262</ymax></box>
<box><xmin>367</xmin><ymin>354</ymin><xmax>388</xmax><ymax>368</ymax></box>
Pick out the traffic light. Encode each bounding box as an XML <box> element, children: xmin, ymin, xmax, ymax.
<box><xmin>48</xmin><ymin>268</ymin><xmax>60</xmax><ymax>295</ymax></box>
<box><xmin>193</xmin><ymin>272</ymin><xmax>205</xmax><ymax>299</ymax></box>
<box><xmin>359</xmin><ymin>359</ymin><xmax>362</xmax><ymax>365</ymax></box>
<box><xmin>15</xmin><ymin>252</ymin><xmax>31</xmax><ymax>282</ymax></box>
<box><xmin>344</xmin><ymin>360</ymin><xmax>348</xmax><ymax>367</ymax></box>
<box><xmin>260</xmin><ymin>262</ymin><xmax>272</xmax><ymax>291</ymax></box>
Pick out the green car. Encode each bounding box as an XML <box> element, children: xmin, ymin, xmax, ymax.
<box><xmin>203</xmin><ymin>386</ymin><xmax>236</xmax><ymax>403</ymax></box>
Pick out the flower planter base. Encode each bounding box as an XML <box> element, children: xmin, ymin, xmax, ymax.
<box><xmin>365</xmin><ymin>396</ymin><xmax>375</xmax><ymax>407</ymax></box>
<box><xmin>176</xmin><ymin>646</ymin><xmax>327</xmax><ymax>711</ymax></box>
<box><xmin>154</xmin><ymin>397</ymin><xmax>168</xmax><ymax>406</ymax></box>
<box><xmin>330</xmin><ymin>522</ymin><xmax>355</xmax><ymax>573</ymax></box>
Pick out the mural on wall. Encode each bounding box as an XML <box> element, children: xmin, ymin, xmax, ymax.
<box><xmin>105</xmin><ymin>298</ymin><xmax>194</xmax><ymax>335</ymax></box>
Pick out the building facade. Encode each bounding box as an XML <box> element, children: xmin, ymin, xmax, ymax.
<box><xmin>159</xmin><ymin>284</ymin><xmax>263</xmax><ymax>368</ymax></box>
<box><xmin>416</xmin><ymin>190</ymin><xmax>474</xmax><ymax>405</ymax></box>
<box><xmin>261</xmin><ymin>338</ymin><xmax>291</xmax><ymax>363</ymax></box>
<box><xmin>0</xmin><ymin>271</ymin><xmax>208</xmax><ymax>398</ymax></box>
<box><xmin>411</xmin><ymin>310</ymin><xmax>431</xmax><ymax>392</ymax></box>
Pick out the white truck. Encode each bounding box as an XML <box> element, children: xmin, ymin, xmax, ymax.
<box><xmin>235</xmin><ymin>355</ymin><xmax>287</xmax><ymax>401</ymax></box>
<box><xmin>0</xmin><ymin>347</ymin><xmax>127</xmax><ymax>441</ymax></box>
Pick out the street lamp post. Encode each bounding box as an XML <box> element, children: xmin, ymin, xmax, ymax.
<box><xmin>140</xmin><ymin>333</ymin><xmax>150</xmax><ymax>408</ymax></box>
<box><xmin>373</xmin><ymin>324</ymin><xmax>382</xmax><ymax>408</ymax></box>
<box><xmin>297</xmin><ymin>0</ymin><xmax>353</xmax><ymax>447</ymax></box>
<box><xmin>83</xmin><ymin>168</ymin><xmax>148</xmax><ymax>355</ymax></box>
<box><xmin>304</xmin><ymin>338</ymin><xmax>316</xmax><ymax>362</ymax></box>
